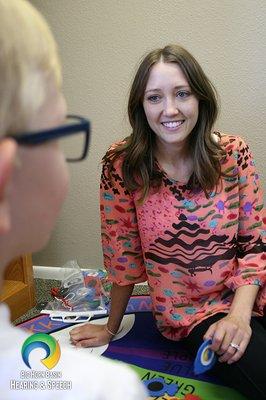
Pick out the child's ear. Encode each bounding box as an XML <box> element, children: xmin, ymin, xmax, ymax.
<box><xmin>0</xmin><ymin>138</ymin><xmax>17</xmax><ymax>234</ymax></box>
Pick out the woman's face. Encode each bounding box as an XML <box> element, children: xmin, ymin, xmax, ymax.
<box><xmin>143</xmin><ymin>61</ymin><xmax>199</xmax><ymax>151</ymax></box>
<box><xmin>6</xmin><ymin>78</ymin><xmax>69</xmax><ymax>257</ymax></box>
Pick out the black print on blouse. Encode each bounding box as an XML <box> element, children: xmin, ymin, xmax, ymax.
<box><xmin>100</xmin><ymin>164</ymin><xmax>132</xmax><ymax>198</ymax></box>
<box><xmin>237</xmin><ymin>235</ymin><xmax>266</xmax><ymax>258</ymax></box>
<box><xmin>145</xmin><ymin>220</ymin><xmax>237</xmax><ymax>276</ymax></box>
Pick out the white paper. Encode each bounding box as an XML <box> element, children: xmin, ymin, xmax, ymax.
<box><xmin>51</xmin><ymin>314</ymin><xmax>135</xmax><ymax>357</ymax></box>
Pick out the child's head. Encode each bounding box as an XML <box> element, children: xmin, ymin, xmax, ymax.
<box><xmin>0</xmin><ymin>0</ymin><xmax>62</xmax><ymax>135</ymax></box>
<box><xmin>0</xmin><ymin>0</ymin><xmax>68</xmax><ymax>269</ymax></box>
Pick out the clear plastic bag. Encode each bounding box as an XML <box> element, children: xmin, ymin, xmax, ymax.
<box><xmin>45</xmin><ymin>260</ymin><xmax>107</xmax><ymax>314</ymax></box>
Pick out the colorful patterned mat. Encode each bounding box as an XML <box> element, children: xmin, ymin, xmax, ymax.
<box><xmin>104</xmin><ymin>312</ymin><xmax>246</xmax><ymax>399</ymax></box>
<box><xmin>18</xmin><ymin>296</ymin><xmax>246</xmax><ymax>399</ymax></box>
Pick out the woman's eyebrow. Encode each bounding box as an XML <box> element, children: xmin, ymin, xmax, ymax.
<box><xmin>145</xmin><ymin>85</ymin><xmax>190</xmax><ymax>94</ymax></box>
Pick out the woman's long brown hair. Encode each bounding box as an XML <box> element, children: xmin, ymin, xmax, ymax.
<box><xmin>103</xmin><ymin>44</ymin><xmax>226</xmax><ymax>202</ymax></box>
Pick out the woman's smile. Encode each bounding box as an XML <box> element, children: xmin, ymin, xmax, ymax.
<box><xmin>161</xmin><ymin>120</ymin><xmax>185</xmax><ymax>130</ymax></box>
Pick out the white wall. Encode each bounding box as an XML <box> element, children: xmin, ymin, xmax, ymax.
<box><xmin>31</xmin><ymin>0</ymin><xmax>266</xmax><ymax>268</ymax></box>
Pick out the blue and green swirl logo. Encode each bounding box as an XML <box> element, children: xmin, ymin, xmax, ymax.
<box><xmin>21</xmin><ymin>333</ymin><xmax>61</xmax><ymax>369</ymax></box>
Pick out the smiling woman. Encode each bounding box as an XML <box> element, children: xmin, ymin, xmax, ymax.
<box><xmin>103</xmin><ymin>44</ymin><xmax>222</xmax><ymax>202</ymax></box>
<box><xmin>70</xmin><ymin>44</ymin><xmax>266</xmax><ymax>400</ymax></box>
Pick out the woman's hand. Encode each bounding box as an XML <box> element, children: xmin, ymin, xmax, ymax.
<box><xmin>70</xmin><ymin>284</ymin><xmax>134</xmax><ymax>348</ymax></box>
<box><xmin>203</xmin><ymin>314</ymin><xmax>252</xmax><ymax>364</ymax></box>
<box><xmin>69</xmin><ymin>323</ymin><xmax>113</xmax><ymax>348</ymax></box>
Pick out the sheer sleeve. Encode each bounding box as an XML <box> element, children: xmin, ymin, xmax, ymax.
<box><xmin>225</xmin><ymin>136</ymin><xmax>266</xmax><ymax>313</ymax></box>
<box><xmin>100</xmin><ymin>156</ymin><xmax>147</xmax><ymax>286</ymax></box>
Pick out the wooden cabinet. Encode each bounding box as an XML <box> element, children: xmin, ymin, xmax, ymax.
<box><xmin>1</xmin><ymin>254</ymin><xmax>36</xmax><ymax>321</ymax></box>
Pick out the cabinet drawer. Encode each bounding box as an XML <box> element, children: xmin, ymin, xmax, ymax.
<box><xmin>1</xmin><ymin>255</ymin><xmax>36</xmax><ymax>321</ymax></box>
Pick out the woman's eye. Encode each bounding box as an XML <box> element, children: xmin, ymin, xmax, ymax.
<box><xmin>147</xmin><ymin>95</ymin><xmax>161</xmax><ymax>103</ymax></box>
<box><xmin>177</xmin><ymin>91</ymin><xmax>190</xmax><ymax>99</ymax></box>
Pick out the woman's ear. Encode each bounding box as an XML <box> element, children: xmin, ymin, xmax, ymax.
<box><xmin>0</xmin><ymin>138</ymin><xmax>17</xmax><ymax>234</ymax></box>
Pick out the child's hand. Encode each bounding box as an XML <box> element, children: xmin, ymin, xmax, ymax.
<box><xmin>69</xmin><ymin>323</ymin><xmax>112</xmax><ymax>348</ymax></box>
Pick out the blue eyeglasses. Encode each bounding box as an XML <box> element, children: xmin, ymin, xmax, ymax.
<box><xmin>7</xmin><ymin>115</ymin><xmax>90</xmax><ymax>162</ymax></box>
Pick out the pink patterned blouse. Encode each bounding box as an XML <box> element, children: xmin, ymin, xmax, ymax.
<box><xmin>100</xmin><ymin>134</ymin><xmax>266</xmax><ymax>340</ymax></box>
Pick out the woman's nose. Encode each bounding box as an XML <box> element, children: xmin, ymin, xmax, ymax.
<box><xmin>163</xmin><ymin>98</ymin><xmax>179</xmax><ymax>116</ymax></box>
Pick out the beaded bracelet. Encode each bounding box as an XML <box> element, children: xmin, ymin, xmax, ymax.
<box><xmin>105</xmin><ymin>325</ymin><xmax>117</xmax><ymax>337</ymax></box>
